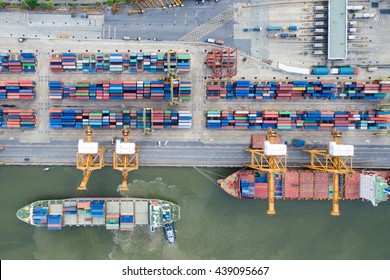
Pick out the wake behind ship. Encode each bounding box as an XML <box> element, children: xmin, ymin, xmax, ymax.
<box><xmin>17</xmin><ymin>197</ymin><xmax>180</xmax><ymax>232</ymax></box>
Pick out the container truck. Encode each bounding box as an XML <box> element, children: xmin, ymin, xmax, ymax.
<box><xmin>314</xmin><ymin>36</ymin><xmax>325</xmax><ymax>40</ymax></box>
<box><xmin>288</xmin><ymin>26</ymin><xmax>298</xmax><ymax>31</ymax></box>
<box><xmin>349</xmin><ymin>28</ymin><xmax>357</xmax><ymax>33</ymax></box>
<box><xmin>253</xmin><ymin>27</ymin><xmax>262</xmax><ymax>31</ymax></box>
<box><xmin>314</xmin><ymin>22</ymin><xmax>325</xmax><ymax>26</ymax></box>
<box><xmin>215</xmin><ymin>40</ymin><xmax>225</xmax><ymax>45</ymax></box>
<box><xmin>347</xmin><ymin>5</ymin><xmax>364</xmax><ymax>11</ymax></box>
<box><xmin>280</xmin><ymin>33</ymin><xmax>289</xmax><ymax>38</ymax></box>
<box><xmin>314</xmin><ymin>14</ymin><xmax>325</xmax><ymax>19</ymax></box>
<box><xmin>205</xmin><ymin>38</ymin><xmax>215</xmax><ymax>44</ymax></box>
<box><xmin>267</xmin><ymin>26</ymin><xmax>282</xmax><ymax>31</ymax></box>
<box><xmin>367</xmin><ymin>67</ymin><xmax>377</xmax><ymax>72</ymax></box>
<box><xmin>363</xmin><ymin>13</ymin><xmax>375</xmax><ymax>18</ymax></box>
<box><xmin>312</xmin><ymin>50</ymin><xmax>324</xmax><ymax>55</ymax></box>
<box><xmin>349</xmin><ymin>21</ymin><xmax>357</xmax><ymax>26</ymax></box>
<box><xmin>312</xmin><ymin>43</ymin><xmax>324</xmax><ymax>48</ymax></box>
<box><xmin>292</xmin><ymin>139</ymin><xmax>305</xmax><ymax>147</ymax></box>
<box><xmin>314</xmin><ymin>29</ymin><xmax>325</xmax><ymax>33</ymax></box>
<box><xmin>348</xmin><ymin>35</ymin><xmax>356</xmax><ymax>40</ymax></box>
<box><xmin>314</xmin><ymin>6</ymin><xmax>324</xmax><ymax>11</ymax></box>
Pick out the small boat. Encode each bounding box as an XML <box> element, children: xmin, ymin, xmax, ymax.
<box><xmin>43</xmin><ymin>167</ymin><xmax>50</xmax><ymax>171</ymax></box>
<box><xmin>163</xmin><ymin>223</ymin><xmax>176</xmax><ymax>244</ymax></box>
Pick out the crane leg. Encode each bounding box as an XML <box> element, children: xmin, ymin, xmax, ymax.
<box><xmin>78</xmin><ymin>169</ymin><xmax>92</xmax><ymax>190</ymax></box>
<box><xmin>331</xmin><ymin>174</ymin><xmax>340</xmax><ymax>216</ymax></box>
<box><xmin>267</xmin><ymin>172</ymin><xmax>276</xmax><ymax>215</ymax></box>
<box><xmin>119</xmin><ymin>170</ymin><xmax>129</xmax><ymax>191</ymax></box>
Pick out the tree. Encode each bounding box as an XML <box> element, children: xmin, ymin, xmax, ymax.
<box><xmin>0</xmin><ymin>1</ymin><xmax>7</xmax><ymax>9</ymax></box>
<box><xmin>23</xmin><ymin>0</ymin><xmax>38</xmax><ymax>10</ymax></box>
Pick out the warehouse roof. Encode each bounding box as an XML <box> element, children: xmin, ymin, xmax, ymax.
<box><xmin>328</xmin><ymin>0</ymin><xmax>348</xmax><ymax>60</ymax></box>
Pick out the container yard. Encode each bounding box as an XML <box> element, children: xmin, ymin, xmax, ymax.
<box><xmin>49</xmin><ymin>52</ymin><xmax>191</xmax><ymax>73</ymax></box>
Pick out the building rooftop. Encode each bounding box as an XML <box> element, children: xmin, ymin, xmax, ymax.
<box><xmin>328</xmin><ymin>0</ymin><xmax>348</xmax><ymax>60</ymax></box>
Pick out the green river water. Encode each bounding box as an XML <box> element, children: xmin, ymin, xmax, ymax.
<box><xmin>0</xmin><ymin>166</ymin><xmax>389</xmax><ymax>260</ymax></box>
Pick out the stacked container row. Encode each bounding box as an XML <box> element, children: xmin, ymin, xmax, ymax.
<box><xmin>49</xmin><ymin>52</ymin><xmax>191</xmax><ymax>73</ymax></box>
<box><xmin>206</xmin><ymin>110</ymin><xmax>390</xmax><ymax>130</ymax></box>
<box><xmin>49</xmin><ymin>109</ymin><xmax>192</xmax><ymax>129</ymax></box>
<box><xmin>0</xmin><ymin>80</ymin><xmax>36</xmax><ymax>99</ymax></box>
<box><xmin>0</xmin><ymin>109</ymin><xmax>36</xmax><ymax>128</ymax></box>
<box><xmin>0</xmin><ymin>53</ymin><xmax>37</xmax><ymax>73</ymax></box>
<box><xmin>48</xmin><ymin>80</ymin><xmax>192</xmax><ymax>101</ymax></box>
<box><xmin>206</xmin><ymin>80</ymin><xmax>389</xmax><ymax>100</ymax></box>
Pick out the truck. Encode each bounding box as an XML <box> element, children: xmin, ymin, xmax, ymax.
<box><xmin>348</xmin><ymin>35</ymin><xmax>356</xmax><ymax>40</ymax></box>
<box><xmin>252</xmin><ymin>27</ymin><xmax>262</xmax><ymax>32</ymax></box>
<box><xmin>314</xmin><ymin>29</ymin><xmax>325</xmax><ymax>33</ymax></box>
<box><xmin>314</xmin><ymin>36</ymin><xmax>325</xmax><ymax>40</ymax></box>
<box><xmin>347</xmin><ymin>5</ymin><xmax>364</xmax><ymax>11</ymax></box>
<box><xmin>292</xmin><ymin>139</ymin><xmax>305</xmax><ymax>147</ymax></box>
<box><xmin>349</xmin><ymin>28</ymin><xmax>357</xmax><ymax>33</ymax></box>
<box><xmin>267</xmin><ymin>26</ymin><xmax>282</xmax><ymax>31</ymax></box>
<box><xmin>314</xmin><ymin>6</ymin><xmax>325</xmax><ymax>11</ymax></box>
<box><xmin>314</xmin><ymin>14</ymin><xmax>325</xmax><ymax>19</ymax></box>
<box><xmin>280</xmin><ymin>33</ymin><xmax>289</xmax><ymax>38</ymax></box>
<box><xmin>312</xmin><ymin>43</ymin><xmax>324</xmax><ymax>48</ymax></box>
<box><xmin>205</xmin><ymin>38</ymin><xmax>215</xmax><ymax>44</ymax></box>
<box><xmin>349</xmin><ymin>21</ymin><xmax>357</xmax><ymax>26</ymax></box>
<box><xmin>80</xmin><ymin>13</ymin><xmax>89</xmax><ymax>18</ymax></box>
<box><xmin>314</xmin><ymin>21</ymin><xmax>325</xmax><ymax>26</ymax></box>
<box><xmin>123</xmin><ymin>36</ymin><xmax>141</xmax><ymax>41</ymax></box>
<box><xmin>288</xmin><ymin>26</ymin><xmax>298</xmax><ymax>31</ymax></box>
<box><xmin>312</xmin><ymin>50</ymin><xmax>324</xmax><ymax>55</ymax></box>
<box><xmin>215</xmin><ymin>40</ymin><xmax>225</xmax><ymax>45</ymax></box>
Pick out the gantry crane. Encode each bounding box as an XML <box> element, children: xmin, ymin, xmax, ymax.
<box><xmin>245</xmin><ymin>128</ymin><xmax>287</xmax><ymax>215</ymax></box>
<box><xmin>76</xmin><ymin>126</ymin><xmax>105</xmax><ymax>190</ymax></box>
<box><xmin>143</xmin><ymin>108</ymin><xmax>154</xmax><ymax>135</ymax></box>
<box><xmin>165</xmin><ymin>49</ymin><xmax>182</xmax><ymax>106</ymax></box>
<box><xmin>113</xmin><ymin>128</ymin><xmax>139</xmax><ymax>191</ymax></box>
<box><xmin>303</xmin><ymin>129</ymin><xmax>354</xmax><ymax>216</ymax></box>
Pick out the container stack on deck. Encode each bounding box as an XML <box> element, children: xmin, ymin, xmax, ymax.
<box><xmin>49</xmin><ymin>109</ymin><xmax>192</xmax><ymax>129</ymax></box>
<box><xmin>106</xmin><ymin>201</ymin><xmax>120</xmax><ymax>230</ymax></box>
<box><xmin>49</xmin><ymin>52</ymin><xmax>191</xmax><ymax>73</ymax></box>
<box><xmin>120</xmin><ymin>201</ymin><xmax>134</xmax><ymax>231</ymax></box>
<box><xmin>0</xmin><ymin>109</ymin><xmax>36</xmax><ymax>128</ymax></box>
<box><xmin>206</xmin><ymin>80</ymin><xmax>389</xmax><ymax>100</ymax></box>
<box><xmin>0</xmin><ymin>53</ymin><xmax>37</xmax><ymax>73</ymax></box>
<box><xmin>206</xmin><ymin>110</ymin><xmax>390</xmax><ymax>130</ymax></box>
<box><xmin>0</xmin><ymin>80</ymin><xmax>35</xmax><ymax>99</ymax></box>
<box><xmin>48</xmin><ymin>80</ymin><xmax>192</xmax><ymax>101</ymax></box>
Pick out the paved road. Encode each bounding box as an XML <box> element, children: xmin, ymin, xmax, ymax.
<box><xmin>2</xmin><ymin>142</ymin><xmax>390</xmax><ymax>169</ymax></box>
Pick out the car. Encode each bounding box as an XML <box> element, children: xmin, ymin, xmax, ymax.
<box><xmin>157</xmin><ymin>141</ymin><xmax>161</xmax><ymax>146</ymax></box>
<box><xmin>163</xmin><ymin>141</ymin><xmax>168</xmax><ymax>146</ymax></box>
<box><xmin>24</xmin><ymin>158</ymin><xmax>30</xmax><ymax>162</ymax></box>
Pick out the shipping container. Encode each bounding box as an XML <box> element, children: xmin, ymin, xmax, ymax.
<box><xmin>312</xmin><ymin>43</ymin><xmax>324</xmax><ymax>48</ymax></box>
<box><xmin>267</xmin><ymin>26</ymin><xmax>282</xmax><ymax>31</ymax></box>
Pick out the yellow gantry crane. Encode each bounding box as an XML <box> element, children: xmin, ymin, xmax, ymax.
<box><xmin>303</xmin><ymin>129</ymin><xmax>354</xmax><ymax>216</ymax></box>
<box><xmin>143</xmin><ymin>108</ymin><xmax>154</xmax><ymax>135</ymax></box>
<box><xmin>166</xmin><ymin>49</ymin><xmax>182</xmax><ymax>106</ymax></box>
<box><xmin>113</xmin><ymin>128</ymin><xmax>139</xmax><ymax>191</ymax></box>
<box><xmin>245</xmin><ymin>128</ymin><xmax>287</xmax><ymax>215</ymax></box>
<box><xmin>76</xmin><ymin>126</ymin><xmax>105</xmax><ymax>190</ymax></box>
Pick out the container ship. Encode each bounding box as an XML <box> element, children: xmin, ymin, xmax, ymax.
<box><xmin>219</xmin><ymin>169</ymin><xmax>390</xmax><ymax>206</ymax></box>
<box><xmin>17</xmin><ymin>197</ymin><xmax>180</xmax><ymax>232</ymax></box>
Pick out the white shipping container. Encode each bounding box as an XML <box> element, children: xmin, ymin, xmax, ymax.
<box><xmin>368</xmin><ymin>67</ymin><xmax>378</xmax><ymax>72</ymax></box>
<box><xmin>349</xmin><ymin>28</ymin><xmax>357</xmax><ymax>33</ymax></box>
<box><xmin>331</xmin><ymin>68</ymin><xmax>339</xmax><ymax>74</ymax></box>
<box><xmin>314</xmin><ymin>14</ymin><xmax>325</xmax><ymax>19</ymax></box>
<box><xmin>349</xmin><ymin>21</ymin><xmax>357</xmax><ymax>26</ymax></box>
<box><xmin>328</xmin><ymin>142</ymin><xmax>354</xmax><ymax>156</ymax></box>
<box><xmin>348</xmin><ymin>35</ymin><xmax>356</xmax><ymax>40</ymax></box>
<box><xmin>78</xmin><ymin>140</ymin><xmax>99</xmax><ymax>154</ymax></box>
<box><xmin>264</xmin><ymin>141</ymin><xmax>287</xmax><ymax>156</ymax></box>
<box><xmin>115</xmin><ymin>140</ymin><xmax>136</xmax><ymax>155</ymax></box>
<box><xmin>314</xmin><ymin>36</ymin><xmax>325</xmax><ymax>40</ymax></box>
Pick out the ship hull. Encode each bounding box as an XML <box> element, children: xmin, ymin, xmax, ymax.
<box><xmin>219</xmin><ymin>169</ymin><xmax>390</xmax><ymax>206</ymax></box>
<box><xmin>17</xmin><ymin>197</ymin><xmax>180</xmax><ymax>232</ymax></box>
